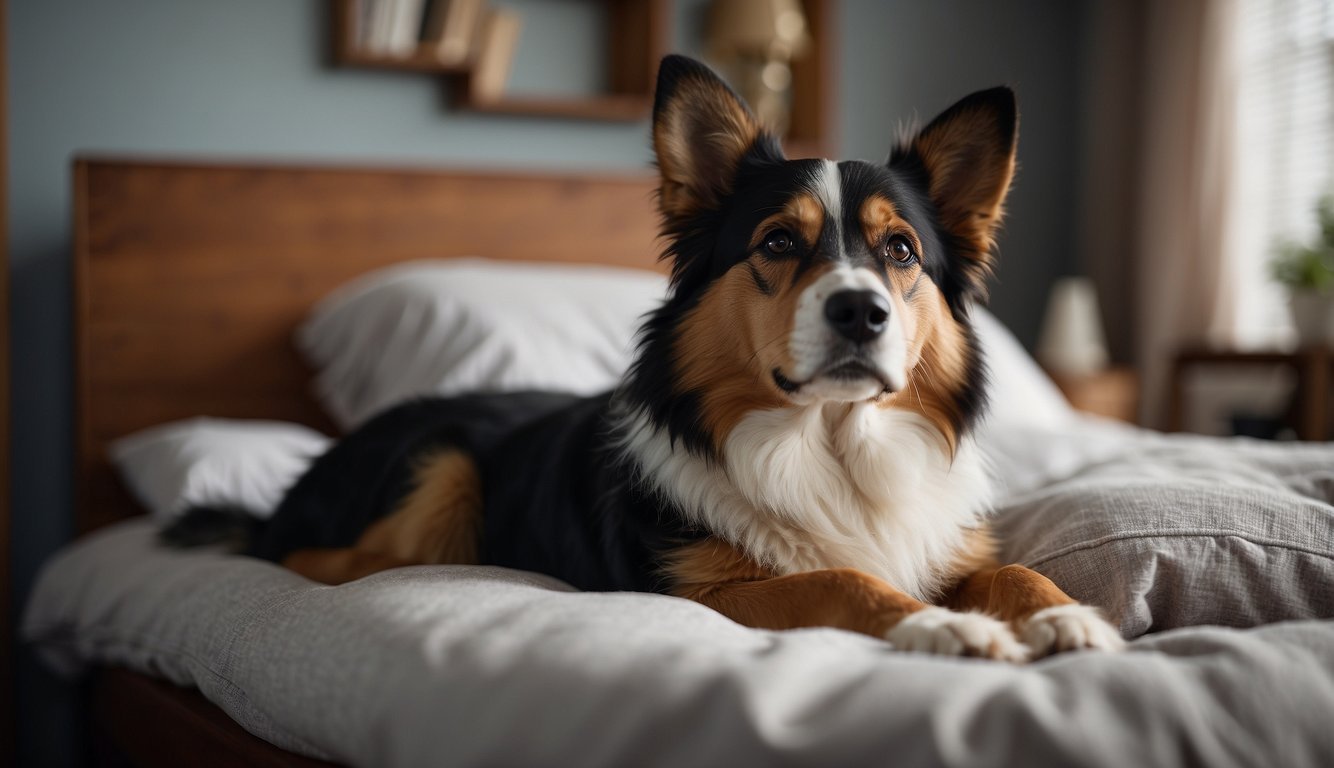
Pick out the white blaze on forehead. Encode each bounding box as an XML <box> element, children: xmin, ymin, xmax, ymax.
<box><xmin>807</xmin><ymin>159</ymin><xmax>843</xmax><ymax>259</ymax></box>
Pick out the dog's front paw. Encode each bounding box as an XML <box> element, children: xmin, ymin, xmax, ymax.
<box><xmin>1020</xmin><ymin>604</ymin><xmax>1125</xmax><ymax>658</ymax></box>
<box><xmin>886</xmin><ymin>607</ymin><xmax>1029</xmax><ymax>662</ymax></box>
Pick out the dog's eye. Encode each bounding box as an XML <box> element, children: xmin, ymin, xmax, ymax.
<box><xmin>884</xmin><ymin>236</ymin><xmax>916</xmax><ymax>264</ymax></box>
<box><xmin>763</xmin><ymin>230</ymin><xmax>794</xmax><ymax>255</ymax></box>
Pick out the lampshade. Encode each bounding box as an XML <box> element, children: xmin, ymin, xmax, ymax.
<box><xmin>1036</xmin><ymin>277</ymin><xmax>1111</xmax><ymax>375</ymax></box>
<box><xmin>707</xmin><ymin>0</ymin><xmax>811</xmax><ymax>58</ymax></box>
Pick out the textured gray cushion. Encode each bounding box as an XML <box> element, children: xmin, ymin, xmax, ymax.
<box><xmin>22</xmin><ymin>521</ymin><xmax>1334</xmax><ymax>768</ymax></box>
<box><xmin>995</xmin><ymin>434</ymin><xmax>1334</xmax><ymax>637</ymax></box>
<box><xmin>22</xmin><ymin>427</ymin><xmax>1334</xmax><ymax>767</ymax></box>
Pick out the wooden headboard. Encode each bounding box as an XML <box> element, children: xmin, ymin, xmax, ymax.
<box><xmin>75</xmin><ymin>158</ymin><xmax>662</xmax><ymax>533</ymax></box>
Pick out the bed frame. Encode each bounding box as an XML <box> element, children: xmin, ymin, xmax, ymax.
<box><xmin>74</xmin><ymin>157</ymin><xmax>663</xmax><ymax>766</ymax></box>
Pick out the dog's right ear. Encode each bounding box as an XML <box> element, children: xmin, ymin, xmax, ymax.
<box><xmin>652</xmin><ymin>55</ymin><xmax>771</xmax><ymax>221</ymax></box>
<box><xmin>893</xmin><ymin>88</ymin><xmax>1017</xmax><ymax>303</ymax></box>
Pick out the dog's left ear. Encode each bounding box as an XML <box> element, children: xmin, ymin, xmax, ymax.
<box><xmin>895</xmin><ymin>87</ymin><xmax>1017</xmax><ymax>300</ymax></box>
<box><xmin>652</xmin><ymin>55</ymin><xmax>775</xmax><ymax>222</ymax></box>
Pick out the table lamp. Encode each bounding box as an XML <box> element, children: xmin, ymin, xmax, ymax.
<box><xmin>706</xmin><ymin>0</ymin><xmax>811</xmax><ymax>135</ymax></box>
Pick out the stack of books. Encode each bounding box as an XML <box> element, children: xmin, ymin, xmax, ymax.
<box><xmin>354</xmin><ymin>0</ymin><xmax>520</xmax><ymax>81</ymax></box>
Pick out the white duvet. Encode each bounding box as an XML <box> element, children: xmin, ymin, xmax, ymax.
<box><xmin>24</xmin><ymin>416</ymin><xmax>1334</xmax><ymax>768</ymax></box>
<box><xmin>25</xmin><ymin>259</ymin><xmax>1334</xmax><ymax>766</ymax></box>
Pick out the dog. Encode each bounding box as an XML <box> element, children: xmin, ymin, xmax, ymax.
<box><xmin>165</xmin><ymin>55</ymin><xmax>1123</xmax><ymax>661</ymax></box>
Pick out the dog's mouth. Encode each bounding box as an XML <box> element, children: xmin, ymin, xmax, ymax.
<box><xmin>772</xmin><ymin>356</ymin><xmax>902</xmax><ymax>399</ymax></box>
<box><xmin>824</xmin><ymin>359</ymin><xmax>885</xmax><ymax>383</ymax></box>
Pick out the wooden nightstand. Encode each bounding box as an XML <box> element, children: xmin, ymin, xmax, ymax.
<box><xmin>1046</xmin><ymin>367</ymin><xmax>1140</xmax><ymax>423</ymax></box>
<box><xmin>1168</xmin><ymin>346</ymin><xmax>1331</xmax><ymax>440</ymax></box>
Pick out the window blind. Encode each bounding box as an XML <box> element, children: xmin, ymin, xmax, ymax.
<box><xmin>1231</xmin><ymin>0</ymin><xmax>1334</xmax><ymax>346</ymax></box>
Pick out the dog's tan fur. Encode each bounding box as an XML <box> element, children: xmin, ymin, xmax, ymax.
<box><xmin>277</xmin><ymin>61</ymin><xmax>1113</xmax><ymax>662</ymax></box>
<box><xmin>673</xmin><ymin>255</ymin><xmax>813</xmax><ymax>449</ymax></box>
<box><xmin>283</xmin><ymin>450</ymin><xmax>480</xmax><ymax>584</ymax></box>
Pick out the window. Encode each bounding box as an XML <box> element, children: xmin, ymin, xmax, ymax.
<box><xmin>1230</xmin><ymin>0</ymin><xmax>1334</xmax><ymax>347</ymax></box>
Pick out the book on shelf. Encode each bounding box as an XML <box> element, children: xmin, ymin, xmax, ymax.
<box><xmin>356</xmin><ymin>0</ymin><xmax>428</xmax><ymax>57</ymax></box>
<box><xmin>469</xmin><ymin>7</ymin><xmax>522</xmax><ymax>101</ymax></box>
<box><xmin>354</xmin><ymin>0</ymin><xmax>378</xmax><ymax>50</ymax></box>
<box><xmin>347</xmin><ymin>0</ymin><xmax>521</xmax><ymax>92</ymax></box>
<box><xmin>363</xmin><ymin>0</ymin><xmax>396</xmax><ymax>53</ymax></box>
<box><xmin>387</xmin><ymin>0</ymin><xmax>428</xmax><ymax>56</ymax></box>
<box><xmin>424</xmin><ymin>0</ymin><xmax>486</xmax><ymax>65</ymax></box>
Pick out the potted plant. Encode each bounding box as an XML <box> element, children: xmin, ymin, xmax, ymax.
<box><xmin>1270</xmin><ymin>195</ymin><xmax>1334</xmax><ymax>345</ymax></box>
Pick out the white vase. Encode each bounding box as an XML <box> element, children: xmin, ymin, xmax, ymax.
<box><xmin>1288</xmin><ymin>290</ymin><xmax>1334</xmax><ymax>345</ymax></box>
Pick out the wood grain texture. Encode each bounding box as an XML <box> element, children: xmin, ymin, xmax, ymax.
<box><xmin>788</xmin><ymin>0</ymin><xmax>837</xmax><ymax>158</ymax></box>
<box><xmin>1047</xmin><ymin>367</ymin><xmax>1139</xmax><ymax>423</ymax></box>
<box><xmin>74</xmin><ymin>158</ymin><xmax>663</xmax><ymax>533</ymax></box>
<box><xmin>457</xmin><ymin>0</ymin><xmax>669</xmax><ymax>120</ymax></box>
<box><xmin>92</xmin><ymin>668</ymin><xmax>339</xmax><ymax>768</ymax></box>
<box><xmin>1168</xmin><ymin>346</ymin><xmax>1331</xmax><ymax>440</ymax></box>
<box><xmin>607</xmin><ymin>0</ymin><xmax>669</xmax><ymax>96</ymax></box>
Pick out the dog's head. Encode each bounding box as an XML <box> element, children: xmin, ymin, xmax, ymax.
<box><xmin>624</xmin><ymin>55</ymin><xmax>1017</xmax><ymax>459</ymax></box>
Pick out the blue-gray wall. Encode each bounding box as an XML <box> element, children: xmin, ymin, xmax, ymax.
<box><xmin>8</xmin><ymin>1</ymin><xmax>1087</xmax><ymax>765</ymax></box>
<box><xmin>841</xmin><ymin>1</ymin><xmax>1087</xmax><ymax>346</ymax></box>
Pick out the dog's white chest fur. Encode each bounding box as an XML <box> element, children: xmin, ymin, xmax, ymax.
<box><xmin>621</xmin><ymin>403</ymin><xmax>993</xmax><ymax>601</ymax></box>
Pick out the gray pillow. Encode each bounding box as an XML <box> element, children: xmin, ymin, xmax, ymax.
<box><xmin>994</xmin><ymin>434</ymin><xmax>1334</xmax><ymax>637</ymax></box>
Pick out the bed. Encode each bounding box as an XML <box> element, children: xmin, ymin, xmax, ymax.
<box><xmin>22</xmin><ymin>157</ymin><xmax>1334</xmax><ymax>767</ymax></box>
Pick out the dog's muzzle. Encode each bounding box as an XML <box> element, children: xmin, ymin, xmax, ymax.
<box><xmin>781</xmin><ymin>266</ymin><xmax>909</xmax><ymax>402</ymax></box>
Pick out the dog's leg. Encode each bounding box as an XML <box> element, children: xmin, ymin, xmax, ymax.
<box><xmin>947</xmin><ymin>564</ymin><xmax>1125</xmax><ymax>657</ymax></box>
<box><xmin>354</xmin><ymin>448</ymin><xmax>482</xmax><ymax>567</ymax></box>
<box><xmin>283</xmin><ymin>449</ymin><xmax>483</xmax><ymax>585</ymax></box>
<box><xmin>668</xmin><ymin>539</ymin><xmax>1027</xmax><ymax>661</ymax></box>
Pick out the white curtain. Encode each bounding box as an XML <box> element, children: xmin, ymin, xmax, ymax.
<box><xmin>1132</xmin><ymin>0</ymin><xmax>1240</xmax><ymax>428</ymax></box>
<box><xmin>1082</xmin><ymin>0</ymin><xmax>1334</xmax><ymax>428</ymax></box>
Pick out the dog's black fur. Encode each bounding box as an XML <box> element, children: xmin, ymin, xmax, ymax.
<box><xmin>166</xmin><ymin>56</ymin><xmax>1006</xmax><ymax>599</ymax></box>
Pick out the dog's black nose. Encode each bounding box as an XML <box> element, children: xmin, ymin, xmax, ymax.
<box><xmin>824</xmin><ymin>290</ymin><xmax>890</xmax><ymax>342</ymax></box>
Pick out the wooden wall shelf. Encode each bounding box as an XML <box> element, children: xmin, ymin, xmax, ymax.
<box><xmin>462</xmin><ymin>94</ymin><xmax>653</xmax><ymax>122</ymax></box>
<box><xmin>332</xmin><ymin>0</ymin><xmax>669</xmax><ymax>122</ymax></box>
<box><xmin>785</xmin><ymin>0</ymin><xmax>834</xmax><ymax>158</ymax></box>
<box><xmin>329</xmin><ymin>0</ymin><xmax>836</xmax><ymax>155</ymax></box>
<box><xmin>337</xmin><ymin>50</ymin><xmax>470</xmax><ymax>75</ymax></box>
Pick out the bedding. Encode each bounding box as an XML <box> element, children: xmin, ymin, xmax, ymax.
<box><xmin>107</xmin><ymin>414</ymin><xmax>1334</xmax><ymax>635</ymax></box>
<box><xmin>297</xmin><ymin>259</ymin><xmax>669</xmax><ymax>430</ymax></box>
<box><xmin>991</xmin><ymin>423</ymin><xmax>1334</xmax><ymax>634</ymax></box>
<box><xmin>26</xmin><ymin>415</ymin><xmax>1334</xmax><ymax>767</ymax></box>
<box><xmin>295</xmin><ymin>258</ymin><xmax>1075</xmax><ymax>433</ymax></box>
<box><xmin>110</xmin><ymin>418</ymin><xmax>332</xmax><ymax>522</ymax></box>
<box><xmin>45</xmin><ymin>251</ymin><xmax>1334</xmax><ymax>767</ymax></box>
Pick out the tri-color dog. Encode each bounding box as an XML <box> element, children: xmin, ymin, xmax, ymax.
<box><xmin>167</xmin><ymin>55</ymin><xmax>1123</xmax><ymax>661</ymax></box>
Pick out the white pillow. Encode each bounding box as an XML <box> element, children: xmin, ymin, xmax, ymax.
<box><xmin>297</xmin><ymin>258</ymin><xmax>670</xmax><ymax>430</ymax></box>
<box><xmin>971</xmin><ymin>306</ymin><xmax>1074</xmax><ymax>430</ymax></box>
<box><xmin>109</xmin><ymin>418</ymin><xmax>331</xmax><ymax>521</ymax></box>
<box><xmin>297</xmin><ymin>257</ymin><xmax>1071</xmax><ymax>436</ymax></box>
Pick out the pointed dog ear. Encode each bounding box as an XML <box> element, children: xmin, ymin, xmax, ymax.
<box><xmin>652</xmin><ymin>55</ymin><xmax>775</xmax><ymax>221</ymax></box>
<box><xmin>895</xmin><ymin>87</ymin><xmax>1018</xmax><ymax>301</ymax></box>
